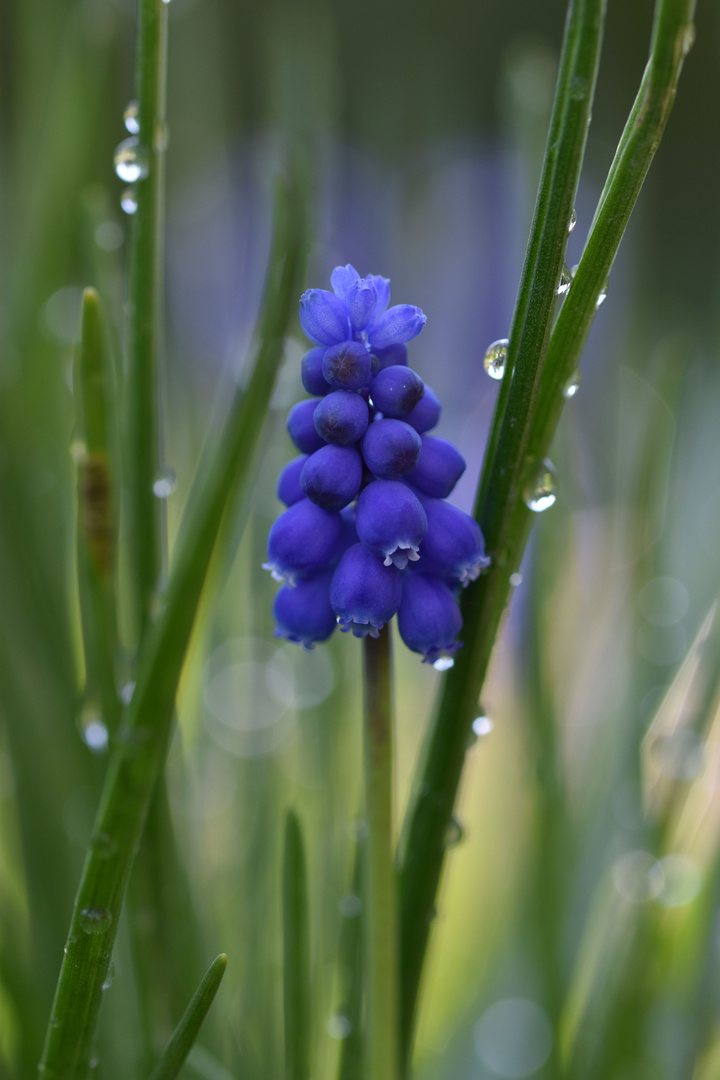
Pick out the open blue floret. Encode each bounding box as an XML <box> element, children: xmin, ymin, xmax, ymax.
<box><xmin>265</xmin><ymin>265</ymin><xmax>489</xmax><ymax>660</ymax></box>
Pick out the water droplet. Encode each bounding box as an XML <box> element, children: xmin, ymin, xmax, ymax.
<box><xmin>483</xmin><ymin>338</ymin><xmax>508</xmax><ymax>381</ymax></box>
<box><xmin>472</xmin><ymin>715</ymin><xmax>494</xmax><ymax>737</ymax></box>
<box><xmin>82</xmin><ymin>718</ymin><xmax>109</xmax><ymax>753</ymax></box>
<box><xmin>509</xmin><ymin>572</ymin><xmax>523</xmax><ymax>587</ymax></box>
<box><xmin>339</xmin><ymin>894</ymin><xmax>362</xmax><ymax>918</ymax></box>
<box><xmin>95</xmin><ymin>221</ymin><xmax>124</xmax><ymax>252</ymax></box>
<box><xmin>102</xmin><ymin>962</ymin><xmax>116</xmax><ymax>990</ymax></box>
<box><xmin>612</xmin><ymin>850</ymin><xmax>663</xmax><ymax>903</ymax></box>
<box><xmin>70</xmin><ymin>438</ymin><xmax>88</xmax><ymax>464</ymax></box>
<box><xmin>568</xmin><ymin>208</ymin><xmax>577</xmax><ymax>233</ymax></box>
<box><xmin>474</xmin><ymin>998</ymin><xmax>552</xmax><ymax>1078</ymax></box>
<box><xmin>79</xmin><ymin>907</ymin><xmax>113</xmax><ymax>934</ymax></box>
<box><xmin>681</xmin><ymin>22</ymin><xmax>695</xmax><ymax>56</ymax></box>
<box><xmin>563</xmin><ymin>371</ymin><xmax>581</xmax><ymax>398</ymax></box>
<box><xmin>445</xmin><ymin>815</ymin><xmax>465</xmax><ymax>849</ymax></box>
<box><xmin>161</xmin><ymin>0</ymin><xmax>172</xmax><ymax>5</ymax></box>
<box><xmin>123</xmin><ymin>100</ymin><xmax>139</xmax><ymax>134</ymax></box>
<box><xmin>556</xmin><ymin>263</ymin><xmax>572</xmax><ymax>296</ymax></box>
<box><xmin>327</xmin><ymin>1015</ymin><xmax>351</xmax><ymax>1040</ymax></box>
<box><xmin>524</xmin><ymin>459</ymin><xmax>557</xmax><ymax>513</ymax></box>
<box><xmin>569</xmin><ymin>75</ymin><xmax>586</xmax><ymax>101</ymax></box>
<box><xmin>119</xmin><ymin>681</ymin><xmax>136</xmax><ymax>705</ymax></box>
<box><xmin>153</xmin><ymin>466</ymin><xmax>177</xmax><ymax>498</ymax></box>
<box><xmin>154</xmin><ymin>120</ymin><xmax>169</xmax><ymax>152</ymax></box>
<box><xmin>433</xmin><ymin>656</ymin><xmax>455</xmax><ymax>671</ymax></box>
<box><xmin>121</xmin><ymin>187</ymin><xmax>138</xmax><ymax>215</ymax></box>
<box><xmin>596</xmin><ymin>280</ymin><xmax>608</xmax><ymax>308</ymax></box>
<box><xmin>652</xmin><ymin>730</ymin><xmax>705</xmax><ymax>781</ymax></box>
<box><xmin>91</xmin><ymin>832</ymin><xmax>118</xmax><ymax>859</ymax></box>
<box><xmin>113</xmin><ymin>138</ymin><xmax>149</xmax><ymax>183</ymax></box>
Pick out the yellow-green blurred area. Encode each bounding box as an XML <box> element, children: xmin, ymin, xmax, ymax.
<box><xmin>2</xmin><ymin>0</ymin><xmax>720</xmax><ymax>1078</ymax></box>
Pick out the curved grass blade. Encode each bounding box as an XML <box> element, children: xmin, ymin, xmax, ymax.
<box><xmin>283</xmin><ymin>810</ymin><xmax>312</xmax><ymax>1080</ymax></box>
<box><xmin>148</xmin><ymin>954</ymin><xmax>228</xmax><ymax>1080</ymax></box>
<box><xmin>397</xmin><ymin>0</ymin><xmax>606</xmax><ymax>1061</ymax></box>
<box><xmin>74</xmin><ymin>288</ymin><xmax>121</xmax><ymax>737</ymax></box>
<box><xmin>38</xmin><ymin>174</ymin><xmax>306</xmax><ymax>1080</ymax></box>
<box><xmin>397</xmin><ymin>0</ymin><xmax>696</xmax><ymax>1068</ymax></box>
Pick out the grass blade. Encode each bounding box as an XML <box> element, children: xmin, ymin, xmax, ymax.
<box><xmin>283</xmin><ymin>810</ymin><xmax>312</xmax><ymax>1080</ymax></box>
<box><xmin>148</xmin><ymin>954</ymin><xmax>228</xmax><ymax>1080</ymax></box>
<box><xmin>38</xmin><ymin>174</ymin><xmax>305</xmax><ymax>1080</ymax></box>
<box><xmin>397</xmin><ymin>0</ymin><xmax>606</xmax><ymax>1062</ymax></box>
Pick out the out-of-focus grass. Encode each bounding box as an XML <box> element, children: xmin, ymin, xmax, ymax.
<box><xmin>1</xmin><ymin>1</ymin><xmax>720</xmax><ymax>1078</ymax></box>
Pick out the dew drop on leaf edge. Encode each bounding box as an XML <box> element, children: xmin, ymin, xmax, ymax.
<box><xmin>524</xmin><ymin>459</ymin><xmax>557</xmax><ymax>513</ymax></box>
<box><xmin>113</xmin><ymin>137</ymin><xmax>149</xmax><ymax>184</ymax></box>
<box><xmin>123</xmin><ymin>100</ymin><xmax>139</xmax><ymax>135</ymax></box>
<box><xmin>483</xmin><ymin>338</ymin><xmax>508</xmax><ymax>381</ymax></box>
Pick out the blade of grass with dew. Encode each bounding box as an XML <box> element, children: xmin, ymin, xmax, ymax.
<box><xmin>37</xmin><ymin>173</ymin><xmax>305</xmax><ymax>1080</ymax></box>
<box><xmin>337</xmin><ymin>839</ymin><xmax>364</xmax><ymax>1080</ymax></box>
<box><xmin>397</xmin><ymin>0</ymin><xmax>606</xmax><ymax>1060</ymax></box>
<box><xmin>283</xmin><ymin>810</ymin><xmax>312</xmax><ymax>1080</ymax></box>
<box><xmin>147</xmin><ymin>954</ymin><xmax>228</xmax><ymax>1080</ymax></box>
<box><xmin>363</xmin><ymin>629</ymin><xmax>399</xmax><ymax>1080</ymax></box>
<box><xmin>74</xmin><ymin>288</ymin><xmax>121</xmax><ymax>737</ymax></box>
<box><xmin>397</xmin><ymin>0</ymin><xmax>696</xmax><ymax>1062</ymax></box>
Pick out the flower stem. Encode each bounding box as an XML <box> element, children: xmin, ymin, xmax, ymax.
<box><xmin>362</xmin><ymin>629</ymin><xmax>399</xmax><ymax>1080</ymax></box>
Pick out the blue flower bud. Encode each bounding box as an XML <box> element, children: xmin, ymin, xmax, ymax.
<box><xmin>361</xmin><ymin>418</ymin><xmax>421</xmax><ymax>479</ymax></box>
<box><xmin>301</xmin><ymin>445</ymin><xmax>363</xmax><ymax>510</ymax></box>
<box><xmin>330</xmin><ymin>264</ymin><xmax>361</xmax><ymax>301</ymax></box>
<box><xmin>264</xmin><ymin>500</ymin><xmax>345</xmax><ymax>585</ymax></box>
<box><xmin>397</xmin><ymin>574</ymin><xmax>463</xmax><ymax>664</ymax></box>
<box><xmin>330</xmin><ymin>542</ymin><xmax>402</xmax><ymax>637</ymax></box>
<box><xmin>314</xmin><ymin>390</ymin><xmax>370</xmax><ymax>446</ymax></box>
<box><xmin>346</xmin><ymin>278</ymin><xmax>378</xmax><ymax>331</ymax></box>
<box><xmin>405</xmin><ymin>435</ymin><xmax>465</xmax><ymax>498</ymax></box>
<box><xmin>277</xmin><ymin>454</ymin><xmax>308</xmax><ymax>506</ymax></box>
<box><xmin>414</xmin><ymin>497</ymin><xmax>490</xmax><ymax>585</ymax></box>
<box><xmin>370</xmin><ymin>365</ymin><xmax>425</xmax><ymax>419</ymax></box>
<box><xmin>356</xmin><ymin>480</ymin><xmax>427</xmax><ymax>569</ymax></box>
<box><xmin>404</xmin><ymin>384</ymin><xmax>442</xmax><ymax>434</ymax></box>
<box><xmin>375</xmin><ymin>343</ymin><xmax>409</xmax><ymax>370</ymax></box>
<box><xmin>368</xmin><ymin>304</ymin><xmax>426</xmax><ymax>349</ymax></box>
<box><xmin>301</xmin><ymin>347</ymin><xmax>332</xmax><ymax>396</ymax></box>
<box><xmin>287</xmin><ymin>399</ymin><xmax>327</xmax><ymax>455</ymax></box>
<box><xmin>273</xmin><ymin>571</ymin><xmax>337</xmax><ymax>648</ymax></box>
<box><xmin>368</xmin><ymin>274</ymin><xmax>391</xmax><ymax>319</ymax></box>
<box><xmin>322</xmin><ymin>341</ymin><xmax>372</xmax><ymax>391</ymax></box>
<box><xmin>299</xmin><ymin>289</ymin><xmax>351</xmax><ymax>346</ymax></box>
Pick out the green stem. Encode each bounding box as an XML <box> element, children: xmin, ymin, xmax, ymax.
<box><xmin>148</xmin><ymin>954</ymin><xmax>228</xmax><ymax>1080</ymax></box>
<box><xmin>397</xmin><ymin>0</ymin><xmax>695</xmax><ymax>1068</ymax></box>
<box><xmin>125</xmin><ymin>0</ymin><xmax>168</xmax><ymax>639</ymax></box>
<box><xmin>362</xmin><ymin>629</ymin><xmax>399</xmax><ymax>1080</ymax></box>
<box><xmin>37</xmin><ymin>176</ymin><xmax>304</xmax><ymax>1080</ymax></box>
<box><xmin>75</xmin><ymin>288</ymin><xmax>121</xmax><ymax>735</ymax></box>
<box><xmin>283</xmin><ymin>810</ymin><xmax>312</xmax><ymax>1080</ymax></box>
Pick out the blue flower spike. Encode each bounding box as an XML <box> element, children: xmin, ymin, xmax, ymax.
<box><xmin>266</xmin><ymin>264</ymin><xmax>487</xmax><ymax>662</ymax></box>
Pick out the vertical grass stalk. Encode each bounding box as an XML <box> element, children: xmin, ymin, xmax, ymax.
<box><xmin>362</xmin><ymin>629</ymin><xmax>399</xmax><ymax>1080</ymax></box>
<box><xmin>283</xmin><ymin>810</ymin><xmax>312</xmax><ymax>1080</ymax></box>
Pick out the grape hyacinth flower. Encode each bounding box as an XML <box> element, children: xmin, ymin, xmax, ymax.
<box><xmin>264</xmin><ymin>265</ymin><xmax>489</xmax><ymax>662</ymax></box>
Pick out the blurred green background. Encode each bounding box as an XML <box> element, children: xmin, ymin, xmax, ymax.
<box><xmin>2</xmin><ymin>1</ymin><xmax>720</xmax><ymax>1078</ymax></box>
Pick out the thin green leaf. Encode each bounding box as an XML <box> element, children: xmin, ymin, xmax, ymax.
<box><xmin>38</xmin><ymin>174</ymin><xmax>305</xmax><ymax>1080</ymax></box>
<box><xmin>336</xmin><ymin>840</ymin><xmax>364</xmax><ymax>1080</ymax></box>
<box><xmin>148</xmin><ymin>954</ymin><xmax>228</xmax><ymax>1080</ymax></box>
<box><xmin>283</xmin><ymin>810</ymin><xmax>311</xmax><ymax>1080</ymax></box>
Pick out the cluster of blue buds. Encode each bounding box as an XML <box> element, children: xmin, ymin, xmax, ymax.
<box><xmin>264</xmin><ymin>265</ymin><xmax>490</xmax><ymax>665</ymax></box>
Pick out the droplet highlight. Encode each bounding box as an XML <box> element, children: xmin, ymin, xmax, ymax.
<box><xmin>102</xmin><ymin>962</ymin><xmax>116</xmax><ymax>990</ymax></box>
<box><xmin>433</xmin><ymin>656</ymin><xmax>455</xmax><ymax>672</ymax></box>
<box><xmin>596</xmin><ymin>280</ymin><xmax>608</xmax><ymax>308</ymax></box>
<box><xmin>120</xmin><ymin>187</ymin><xmax>138</xmax><ymax>215</ymax></box>
<box><xmin>483</xmin><ymin>338</ymin><xmax>508</xmax><ymax>381</ymax></box>
<box><xmin>153</xmin><ymin>466</ymin><xmax>177</xmax><ymax>498</ymax></box>
<box><xmin>113</xmin><ymin>137</ymin><xmax>149</xmax><ymax>183</ymax></box>
<box><xmin>523</xmin><ymin>460</ymin><xmax>557</xmax><ymax>513</ymax></box>
<box><xmin>445</xmin><ymin>815</ymin><xmax>465</xmax><ymax>849</ymax></box>
<box><xmin>79</xmin><ymin>907</ymin><xmax>113</xmax><ymax>934</ymax></box>
<box><xmin>563</xmin><ymin>371</ymin><xmax>581</xmax><ymax>398</ymax></box>
<box><xmin>472</xmin><ymin>715</ymin><xmax>494</xmax><ymax>737</ymax></box>
<box><xmin>123</xmin><ymin>100</ymin><xmax>140</xmax><ymax>135</ymax></box>
<box><xmin>568</xmin><ymin>208</ymin><xmax>577</xmax><ymax>233</ymax></box>
<box><xmin>556</xmin><ymin>263</ymin><xmax>572</xmax><ymax>296</ymax></box>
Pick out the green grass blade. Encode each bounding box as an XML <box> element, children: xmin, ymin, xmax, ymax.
<box><xmin>397</xmin><ymin>0</ymin><xmax>696</xmax><ymax>1068</ymax></box>
<box><xmin>147</xmin><ymin>954</ymin><xmax>228</xmax><ymax>1080</ymax></box>
<box><xmin>37</xmin><ymin>175</ymin><xmax>305</xmax><ymax>1080</ymax></box>
<box><xmin>337</xmin><ymin>841</ymin><xmax>364</xmax><ymax>1080</ymax></box>
<box><xmin>125</xmin><ymin>0</ymin><xmax>169</xmax><ymax>639</ymax></box>
<box><xmin>397</xmin><ymin>0</ymin><xmax>606</xmax><ymax>1062</ymax></box>
<box><xmin>283</xmin><ymin>810</ymin><xmax>312</xmax><ymax>1080</ymax></box>
<box><xmin>74</xmin><ymin>288</ymin><xmax>121</xmax><ymax>735</ymax></box>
